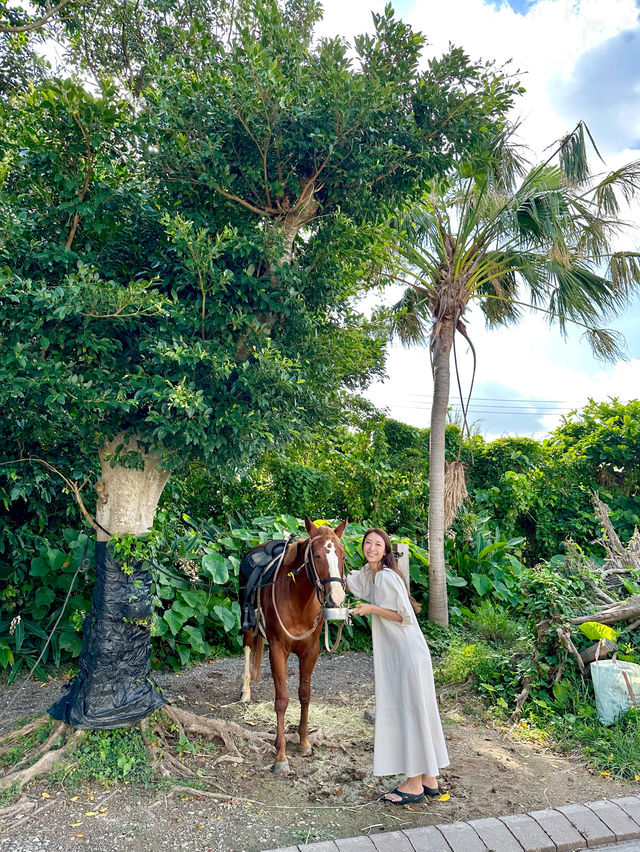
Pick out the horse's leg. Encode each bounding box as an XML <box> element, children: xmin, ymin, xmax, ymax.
<box><xmin>297</xmin><ymin>639</ymin><xmax>319</xmax><ymax>756</ymax></box>
<box><xmin>269</xmin><ymin>641</ymin><xmax>290</xmax><ymax>773</ymax></box>
<box><xmin>241</xmin><ymin>630</ymin><xmax>253</xmax><ymax>703</ymax></box>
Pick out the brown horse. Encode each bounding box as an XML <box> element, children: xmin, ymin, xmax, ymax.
<box><xmin>241</xmin><ymin>517</ymin><xmax>347</xmax><ymax>773</ymax></box>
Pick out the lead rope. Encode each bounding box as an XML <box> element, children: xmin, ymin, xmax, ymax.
<box><xmin>324</xmin><ymin>620</ymin><xmax>344</xmax><ymax>653</ymax></box>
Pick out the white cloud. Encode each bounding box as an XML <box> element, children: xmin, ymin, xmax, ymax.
<box><xmin>317</xmin><ymin>0</ymin><xmax>640</xmax><ymax>438</ymax></box>
<box><xmin>365</xmin><ymin>303</ymin><xmax>640</xmax><ymax>440</ymax></box>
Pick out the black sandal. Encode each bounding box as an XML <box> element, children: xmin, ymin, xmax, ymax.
<box><xmin>423</xmin><ymin>785</ymin><xmax>440</xmax><ymax>797</ymax></box>
<box><xmin>382</xmin><ymin>787</ymin><xmax>425</xmax><ymax>805</ymax></box>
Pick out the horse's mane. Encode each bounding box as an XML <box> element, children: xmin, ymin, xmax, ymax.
<box><xmin>281</xmin><ymin>537</ymin><xmax>308</xmax><ymax>569</ymax></box>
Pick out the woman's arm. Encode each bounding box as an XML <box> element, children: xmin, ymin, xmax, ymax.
<box><xmin>351</xmin><ymin>602</ymin><xmax>402</xmax><ymax>623</ymax></box>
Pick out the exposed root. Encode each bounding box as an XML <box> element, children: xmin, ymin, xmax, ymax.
<box><xmin>444</xmin><ymin>460</ymin><xmax>468</xmax><ymax>530</ymax></box>
<box><xmin>0</xmin><ymin>729</ymin><xmax>85</xmax><ymax>794</ymax></box>
<box><xmin>0</xmin><ymin>798</ymin><xmax>55</xmax><ymax>832</ymax></box>
<box><xmin>284</xmin><ymin>727</ymin><xmax>356</xmax><ymax>759</ymax></box>
<box><xmin>0</xmin><ymin>715</ymin><xmax>48</xmax><ymax>753</ymax></box>
<box><xmin>12</xmin><ymin>721</ymin><xmax>67</xmax><ymax>772</ymax></box>
<box><xmin>162</xmin><ymin>705</ymin><xmax>273</xmax><ymax>756</ymax></box>
<box><xmin>0</xmin><ymin>793</ymin><xmax>37</xmax><ymax>821</ymax></box>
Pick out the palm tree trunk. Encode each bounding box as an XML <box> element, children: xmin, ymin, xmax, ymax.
<box><xmin>428</xmin><ymin>317</ymin><xmax>454</xmax><ymax>626</ymax></box>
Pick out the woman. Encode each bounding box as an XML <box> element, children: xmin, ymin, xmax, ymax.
<box><xmin>347</xmin><ymin>528</ymin><xmax>449</xmax><ymax>804</ymax></box>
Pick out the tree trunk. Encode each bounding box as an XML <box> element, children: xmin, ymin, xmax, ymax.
<box><xmin>428</xmin><ymin>317</ymin><xmax>455</xmax><ymax>626</ymax></box>
<box><xmin>49</xmin><ymin>434</ymin><xmax>170</xmax><ymax>728</ymax></box>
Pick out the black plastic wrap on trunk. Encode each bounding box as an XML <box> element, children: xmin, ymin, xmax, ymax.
<box><xmin>49</xmin><ymin>541</ymin><xmax>166</xmax><ymax>729</ymax></box>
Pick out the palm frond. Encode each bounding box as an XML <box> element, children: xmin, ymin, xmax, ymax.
<box><xmin>608</xmin><ymin>252</ymin><xmax>640</xmax><ymax>298</ymax></box>
<box><xmin>591</xmin><ymin>160</ymin><xmax>640</xmax><ymax>216</ymax></box>
<box><xmin>556</xmin><ymin>121</ymin><xmax>602</xmax><ymax>186</ymax></box>
<box><xmin>389</xmin><ymin>287</ymin><xmax>431</xmax><ymax>346</ymax></box>
<box><xmin>546</xmin><ymin>261</ymin><xmax>628</xmax><ymax>329</ymax></box>
<box><xmin>581</xmin><ymin>327</ymin><xmax>626</xmax><ymax>363</ymax></box>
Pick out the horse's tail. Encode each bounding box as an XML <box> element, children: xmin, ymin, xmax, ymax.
<box><xmin>251</xmin><ymin>634</ymin><xmax>265</xmax><ymax>682</ymax></box>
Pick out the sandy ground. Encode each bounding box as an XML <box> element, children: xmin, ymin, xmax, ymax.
<box><xmin>0</xmin><ymin>651</ymin><xmax>635</xmax><ymax>852</ymax></box>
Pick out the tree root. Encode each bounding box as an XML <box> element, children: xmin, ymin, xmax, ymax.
<box><xmin>0</xmin><ymin>715</ymin><xmax>49</xmax><ymax>754</ymax></box>
<box><xmin>12</xmin><ymin>721</ymin><xmax>67</xmax><ymax>772</ymax></box>
<box><xmin>284</xmin><ymin>728</ymin><xmax>355</xmax><ymax>759</ymax></box>
<box><xmin>139</xmin><ymin>705</ymin><xmax>274</xmax><ymax>778</ymax></box>
<box><xmin>0</xmin><ymin>728</ymin><xmax>85</xmax><ymax>793</ymax></box>
<box><xmin>161</xmin><ymin>705</ymin><xmax>274</xmax><ymax>757</ymax></box>
<box><xmin>0</xmin><ymin>793</ymin><xmax>37</xmax><ymax>821</ymax></box>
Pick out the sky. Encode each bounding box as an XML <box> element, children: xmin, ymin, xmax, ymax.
<box><xmin>316</xmin><ymin>0</ymin><xmax>640</xmax><ymax>440</ymax></box>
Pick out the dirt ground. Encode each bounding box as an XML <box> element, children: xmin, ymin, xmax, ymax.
<box><xmin>0</xmin><ymin>650</ymin><xmax>635</xmax><ymax>852</ymax></box>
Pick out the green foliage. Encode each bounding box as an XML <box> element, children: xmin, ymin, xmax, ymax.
<box><xmin>581</xmin><ymin>709</ymin><xmax>640</xmax><ymax>779</ymax></box>
<box><xmin>435</xmin><ymin>639</ymin><xmax>496</xmax><ymax>684</ymax></box>
<box><xmin>0</xmin><ymin>718</ymin><xmax>54</xmax><ymax>769</ymax></box>
<box><xmin>57</xmin><ymin>728</ymin><xmax>153</xmax><ymax>787</ymax></box>
<box><xmin>467</xmin><ymin>600</ymin><xmax>520</xmax><ymax>645</ymax></box>
<box><xmin>0</xmin><ymin>529</ymin><xmax>92</xmax><ymax>681</ymax></box>
<box><xmin>445</xmin><ymin>516</ymin><xmax>526</xmax><ymax>608</ymax></box>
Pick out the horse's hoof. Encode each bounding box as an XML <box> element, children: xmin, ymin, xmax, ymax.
<box><xmin>240</xmin><ymin>692</ymin><xmax>251</xmax><ymax>704</ymax></box>
<box><xmin>299</xmin><ymin>747</ymin><xmax>312</xmax><ymax>756</ymax></box>
<box><xmin>272</xmin><ymin>761</ymin><xmax>290</xmax><ymax>774</ymax></box>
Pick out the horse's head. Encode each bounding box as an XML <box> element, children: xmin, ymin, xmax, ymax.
<box><xmin>303</xmin><ymin>517</ymin><xmax>347</xmax><ymax>608</ymax></box>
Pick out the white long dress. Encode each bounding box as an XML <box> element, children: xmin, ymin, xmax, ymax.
<box><xmin>347</xmin><ymin>564</ymin><xmax>450</xmax><ymax>777</ymax></box>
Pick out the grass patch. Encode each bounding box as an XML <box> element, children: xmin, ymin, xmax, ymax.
<box><xmin>468</xmin><ymin>600</ymin><xmax>520</xmax><ymax>645</ymax></box>
<box><xmin>435</xmin><ymin>639</ymin><xmax>496</xmax><ymax>684</ymax></box>
<box><xmin>0</xmin><ymin>783</ymin><xmax>21</xmax><ymax>807</ymax></box>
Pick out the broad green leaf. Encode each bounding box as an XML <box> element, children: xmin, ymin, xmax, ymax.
<box><xmin>470</xmin><ymin>573</ymin><xmax>492</xmax><ymax>596</ymax></box>
<box><xmin>201</xmin><ymin>552</ymin><xmax>229</xmax><ymax>584</ymax></box>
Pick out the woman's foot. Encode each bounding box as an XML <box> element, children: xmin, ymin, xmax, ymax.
<box><xmin>383</xmin><ymin>777</ymin><xmax>424</xmax><ymax>804</ymax></box>
<box><xmin>421</xmin><ymin>774</ymin><xmax>439</xmax><ymax>796</ymax></box>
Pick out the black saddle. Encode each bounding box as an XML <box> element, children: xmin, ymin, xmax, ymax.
<box><xmin>239</xmin><ymin>538</ymin><xmax>294</xmax><ymax>632</ymax></box>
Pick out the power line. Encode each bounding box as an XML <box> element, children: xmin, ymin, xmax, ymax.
<box><xmin>406</xmin><ymin>394</ymin><xmax>632</xmax><ymax>405</ymax></box>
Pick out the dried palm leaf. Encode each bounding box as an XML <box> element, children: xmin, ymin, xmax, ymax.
<box><xmin>444</xmin><ymin>460</ymin><xmax>468</xmax><ymax>529</ymax></box>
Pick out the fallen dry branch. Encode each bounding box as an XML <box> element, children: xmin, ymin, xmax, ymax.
<box><xmin>557</xmin><ymin>627</ymin><xmax>585</xmax><ymax>673</ymax></box>
<box><xmin>571</xmin><ymin>595</ymin><xmax>640</xmax><ymax>626</ymax></box>
<box><xmin>510</xmin><ymin>649</ymin><xmax>539</xmax><ymax>723</ymax></box>
<box><xmin>580</xmin><ymin>638</ymin><xmax>618</xmax><ymax>666</ymax></box>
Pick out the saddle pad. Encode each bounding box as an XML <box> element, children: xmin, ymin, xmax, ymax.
<box><xmin>240</xmin><ymin>539</ymin><xmax>291</xmax><ymax>632</ymax></box>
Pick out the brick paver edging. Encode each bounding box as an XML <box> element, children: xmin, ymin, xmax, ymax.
<box><xmin>264</xmin><ymin>794</ymin><xmax>640</xmax><ymax>852</ymax></box>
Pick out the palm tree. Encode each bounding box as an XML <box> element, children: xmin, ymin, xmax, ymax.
<box><xmin>389</xmin><ymin>123</ymin><xmax>640</xmax><ymax>626</ymax></box>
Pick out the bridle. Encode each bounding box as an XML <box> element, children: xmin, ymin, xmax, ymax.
<box><xmin>270</xmin><ymin>534</ymin><xmax>348</xmax><ymax>650</ymax></box>
<box><xmin>302</xmin><ymin>537</ymin><xmax>347</xmax><ymax>605</ymax></box>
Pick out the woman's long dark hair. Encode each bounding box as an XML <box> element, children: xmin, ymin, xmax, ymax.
<box><xmin>362</xmin><ymin>528</ymin><xmax>421</xmax><ymax>615</ymax></box>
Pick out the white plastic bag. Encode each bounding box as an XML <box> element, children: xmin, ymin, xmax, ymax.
<box><xmin>591</xmin><ymin>658</ymin><xmax>640</xmax><ymax>725</ymax></box>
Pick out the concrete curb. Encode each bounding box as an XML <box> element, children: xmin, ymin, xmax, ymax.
<box><xmin>264</xmin><ymin>794</ymin><xmax>640</xmax><ymax>852</ymax></box>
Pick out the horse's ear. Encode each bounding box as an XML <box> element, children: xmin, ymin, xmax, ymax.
<box><xmin>334</xmin><ymin>519</ymin><xmax>348</xmax><ymax>538</ymax></box>
<box><xmin>305</xmin><ymin>516</ymin><xmax>319</xmax><ymax>537</ymax></box>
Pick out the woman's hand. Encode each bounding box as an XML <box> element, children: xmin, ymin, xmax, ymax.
<box><xmin>351</xmin><ymin>602</ymin><xmax>374</xmax><ymax>616</ymax></box>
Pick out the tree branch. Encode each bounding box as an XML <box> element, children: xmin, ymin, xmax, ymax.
<box><xmin>0</xmin><ymin>0</ymin><xmax>73</xmax><ymax>33</ymax></box>
<box><xmin>0</xmin><ymin>457</ymin><xmax>100</xmax><ymax>534</ymax></box>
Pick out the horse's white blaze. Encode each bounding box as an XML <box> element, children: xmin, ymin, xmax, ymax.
<box><xmin>324</xmin><ymin>540</ymin><xmax>345</xmax><ymax>606</ymax></box>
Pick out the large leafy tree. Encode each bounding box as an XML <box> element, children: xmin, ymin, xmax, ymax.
<box><xmin>0</xmin><ymin>0</ymin><xmax>521</xmax><ymax>734</ymax></box>
<box><xmin>390</xmin><ymin>123</ymin><xmax>640</xmax><ymax>625</ymax></box>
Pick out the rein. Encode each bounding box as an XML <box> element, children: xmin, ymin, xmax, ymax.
<box><xmin>270</xmin><ymin>537</ymin><xmax>347</xmax><ymax>651</ymax></box>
